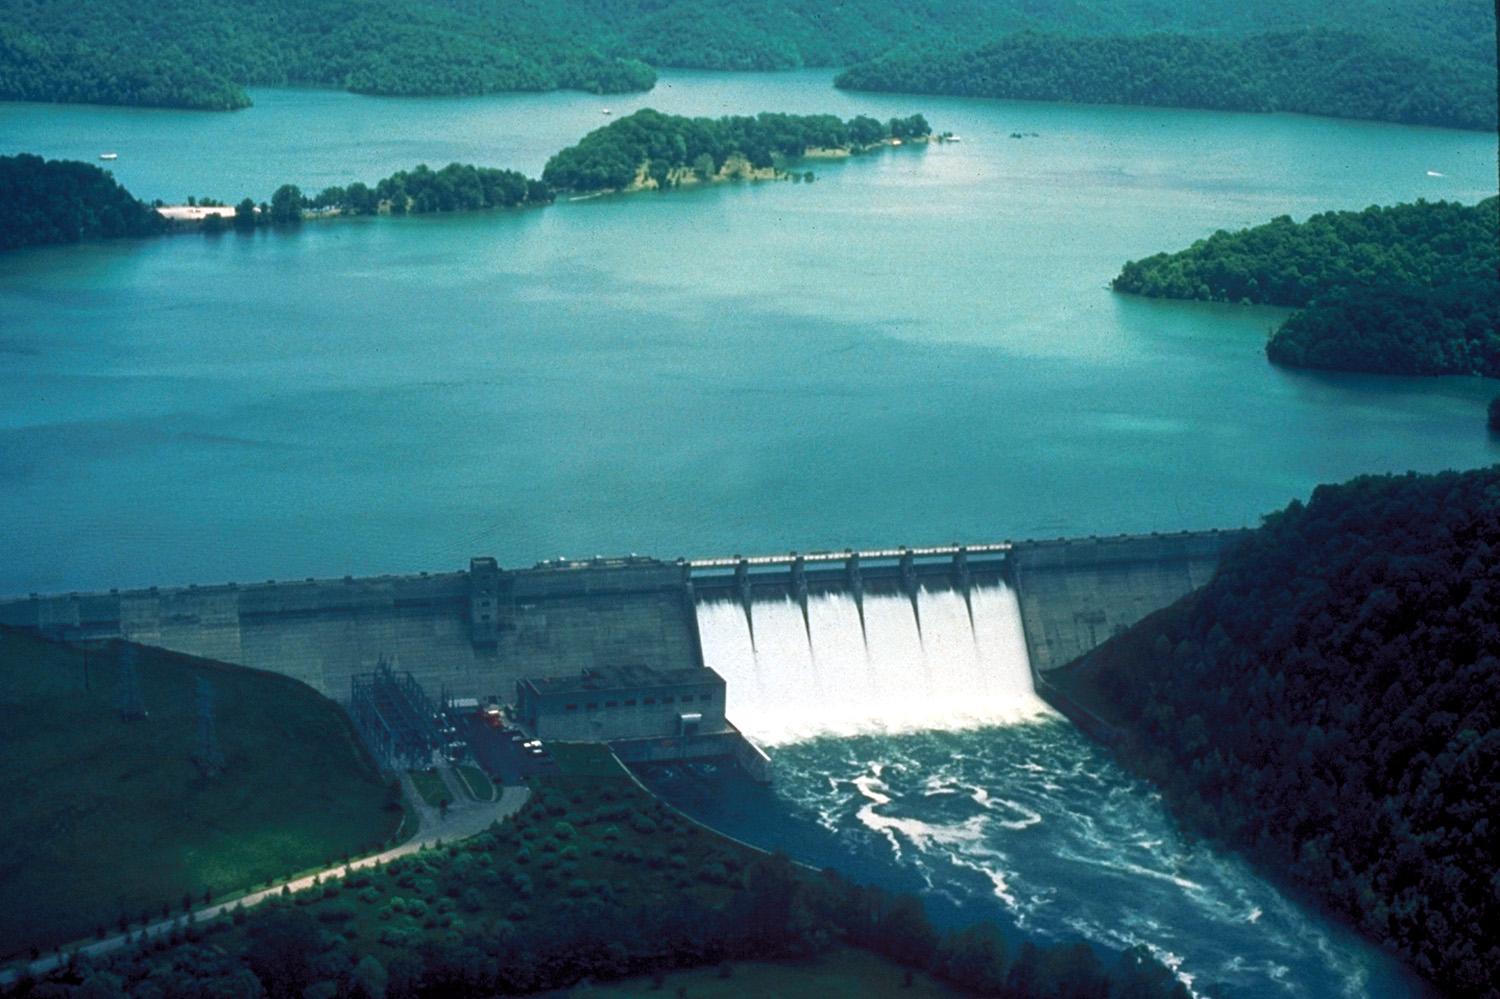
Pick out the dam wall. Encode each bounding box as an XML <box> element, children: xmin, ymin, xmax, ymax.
<box><xmin>1010</xmin><ymin>530</ymin><xmax>1250</xmax><ymax>673</ymax></box>
<box><xmin>0</xmin><ymin>530</ymin><xmax>1249</xmax><ymax>701</ymax></box>
<box><xmin>0</xmin><ymin>557</ymin><xmax>699</xmax><ymax>703</ymax></box>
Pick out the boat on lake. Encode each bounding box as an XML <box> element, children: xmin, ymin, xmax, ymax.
<box><xmin>99</xmin><ymin>152</ymin><xmax>118</xmax><ymax>161</ymax></box>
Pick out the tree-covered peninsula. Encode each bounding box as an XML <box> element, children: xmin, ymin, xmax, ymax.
<box><xmin>835</xmin><ymin>30</ymin><xmax>1498</xmax><ymax>132</ymax></box>
<box><xmin>1049</xmin><ymin>467</ymin><xmax>1500</xmax><ymax>997</ymax></box>
<box><xmin>5</xmin><ymin>108</ymin><xmax>929</xmax><ymax>249</ymax></box>
<box><xmin>1113</xmin><ymin>197</ymin><xmax>1500</xmax><ymax>378</ymax></box>
<box><xmin>542</xmin><ymin>109</ymin><xmax>930</xmax><ymax>194</ymax></box>
<box><xmin>1267</xmin><ymin>280</ymin><xmax>1500</xmax><ymax>377</ymax></box>
<box><xmin>0</xmin><ymin>153</ymin><xmax>166</xmax><ymax>250</ymax></box>
<box><xmin>2</xmin><ymin>0</ymin><xmax>1491</xmax><ymax>111</ymax></box>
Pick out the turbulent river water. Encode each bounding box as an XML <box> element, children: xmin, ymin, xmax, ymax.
<box><xmin>645</xmin><ymin>584</ymin><xmax>1431</xmax><ymax>996</ymax></box>
<box><xmin>3</xmin><ymin>70</ymin><xmax>1493</xmax><ymax>994</ymax></box>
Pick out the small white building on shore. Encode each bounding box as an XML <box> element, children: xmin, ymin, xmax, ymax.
<box><xmin>156</xmin><ymin>204</ymin><xmax>243</xmax><ymax>221</ymax></box>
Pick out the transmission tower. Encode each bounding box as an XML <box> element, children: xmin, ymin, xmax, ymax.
<box><xmin>195</xmin><ymin>677</ymin><xmax>225</xmax><ymax>777</ymax></box>
<box><xmin>114</xmin><ymin>644</ymin><xmax>147</xmax><ymax>720</ymax></box>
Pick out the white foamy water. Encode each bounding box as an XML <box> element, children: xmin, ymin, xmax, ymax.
<box><xmin>696</xmin><ymin>583</ymin><xmax>1051</xmax><ymax>744</ymax></box>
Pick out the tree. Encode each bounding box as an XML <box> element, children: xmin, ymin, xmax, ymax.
<box><xmin>351</xmin><ymin>954</ymin><xmax>388</xmax><ymax>999</ymax></box>
<box><xmin>937</xmin><ymin>923</ymin><xmax>1007</xmax><ymax>992</ymax></box>
<box><xmin>344</xmin><ymin>182</ymin><xmax>377</xmax><ymax>215</ymax></box>
<box><xmin>233</xmin><ymin>198</ymin><xmax>257</xmax><ymax>231</ymax></box>
<box><xmin>269</xmin><ymin>184</ymin><xmax>303</xmax><ymax>225</ymax></box>
<box><xmin>245</xmin><ymin>907</ymin><xmax>322</xmax><ymax>997</ymax></box>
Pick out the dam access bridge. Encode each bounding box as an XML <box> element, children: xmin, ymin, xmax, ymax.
<box><xmin>0</xmin><ymin>530</ymin><xmax>1245</xmax><ymax>705</ymax></box>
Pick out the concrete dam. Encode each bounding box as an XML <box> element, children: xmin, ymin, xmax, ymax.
<box><xmin>0</xmin><ymin>530</ymin><xmax>1248</xmax><ymax>713</ymax></box>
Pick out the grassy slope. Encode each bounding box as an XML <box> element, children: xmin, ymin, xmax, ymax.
<box><xmin>0</xmin><ymin>627</ymin><xmax>400</xmax><ymax>956</ymax></box>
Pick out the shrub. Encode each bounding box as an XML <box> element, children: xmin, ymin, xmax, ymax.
<box><xmin>552</xmin><ymin>821</ymin><xmax>577</xmax><ymax>840</ymax></box>
<box><xmin>567</xmin><ymin>879</ymin><xmax>591</xmax><ymax>898</ymax></box>
<box><xmin>316</xmin><ymin>903</ymin><xmax>357</xmax><ymax>924</ymax></box>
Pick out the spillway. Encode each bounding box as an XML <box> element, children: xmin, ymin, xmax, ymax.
<box><xmin>696</xmin><ymin>583</ymin><xmax>1050</xmax><ymax>745</ymax></box>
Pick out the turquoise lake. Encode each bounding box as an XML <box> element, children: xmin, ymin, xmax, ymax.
<box><xmin>2</xmin><ymin>70</ymin><xmax>1496</xmax><ymax>996</ymax></box>
<box><xmin>2</xmin><ymin>71</ymin><xmax>1495</xmax><ymax>594</ymax></box>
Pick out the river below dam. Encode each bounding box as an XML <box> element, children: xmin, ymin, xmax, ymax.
<box><xmin>2</xmin><ymin>70</ymin><xmax>1494</xmax><ymax>994</ymax></box>
<box><xmin>642</xmin><ymin>585</ymin><xmax>1431</xmax><ymax>996</ymax></box>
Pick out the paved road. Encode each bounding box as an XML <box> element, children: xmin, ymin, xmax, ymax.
<box><xmin>4</xmin><ymin>782</ymin><xmax>530</xmax><ymax>983</ymax></box>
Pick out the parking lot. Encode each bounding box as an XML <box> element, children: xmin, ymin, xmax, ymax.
<box><xmin>456</xmin><ymin>711</ymin><xmax>554</xmax><ymax>784</ymax></box>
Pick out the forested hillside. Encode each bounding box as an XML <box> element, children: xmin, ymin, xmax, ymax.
<box><xmin>0</xmin><ymin>0</ymin><xmax>656</xmax><ymax>109</ymax></box>
<box><xmin>542</xmin><ymin>109</ymin><xmax>929</xmax><ymax>193</ymax></box>
<box><xmin>0</xmin><ymin>153</ymin><xmax>166</xmax><ymax>250</ymax></box>
<box><xmin>1050</xmin><ymin>467</ymin><xmax>1500</xmax><ymax>997</ymax></box>
<box><xmin>1114</xmin><ymin>199</ymin><xmax>1498</xmax><ymax>306</ymax></box>
<box><xmin>1266</xmin><ymin>280</ymin><xmax>1500</xmax><ymax>377</ymax></box>
<box><xmin>1113</xmin><ymin>197</ymin><xmax>1500</xmax><ymax>378</ymax></box>
<box><xmin>835</xmin><ymin>30</ymin><xmax>1498</xmax><ymax>131</ymax></box>
<box><xmin>0</xmin><ymin>0</ymin><xmax>1492</xmax><ymax>110</ymax></box>
<box><xmin>4</xmin><ymin>742</ymin><xmax>1192</xmax><ymax>997</ymax></box>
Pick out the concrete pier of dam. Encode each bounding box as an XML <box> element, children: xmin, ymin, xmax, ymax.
<box><xmin>0</xmin><ymin>530</ymin><xmax>1251</xmax><ymax>707</ymax></box>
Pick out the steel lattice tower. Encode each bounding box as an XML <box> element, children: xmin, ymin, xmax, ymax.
<box><xmin>195</xmin><ymin>677</ymin><xmax>225</xmax><ymax>777</ymax></box>
<box><xmin>114</xmin><ymin>644</ymin><xmax>146</xmax><ymax>720</ymax></box>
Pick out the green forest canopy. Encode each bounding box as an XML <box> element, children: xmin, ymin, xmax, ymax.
<box><xmin>4</xmin><ymin>107</ymin><xmax>928</xmax><ymax>248</ymax></box>
<box><xmin>1112</xmin><ymin>197</ymin><xmax>1500</xmax><ymax>378</ymax></box>
<box><xmin>0</xmin><ymin>0</ymin><xmax>1492</xmax><ymax>110</ymax></box>
<box><xmin>835</xmin><ymin>30</ymin><xmax>1498</xmax><ymax>131</ymax></box>
<box><xmin>0</xmin><ymin>153</ymin><xmax>166</xmax><ymax>250</ymax></box>
<box><xmin>541</xmin><ymin>109</ymin><xmax>929</xmax><ymax>192</ymax></box>
<box><xmin>1051</xmin><ymin>467</ymin><xmax>1500</xmax><ymax>997</ymax></box>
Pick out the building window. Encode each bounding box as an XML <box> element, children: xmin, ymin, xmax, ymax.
<box><xmin>644</xmin><ymin>698</ymin><xmax>656</xmax><ymax>705</ymax></box>
<box><xmin>680</xmin><ymin>694</ymin><xmax>694</xmax><ymax>703</ymax></box>
<box><xmin>587</xmin><ymin>702</ymin><xmax>598</xmax><ymax>711</ymax></box>
<box><xmin>606</xmin><ymin>700</ymin><xmax>618</xmax><ymax>708</ymax></box>
<box><xmin>624</xmin><ymin>699</ymin><xmax>637</xmax><ymax>706</ymax></box>
<box><xmin>663</xmin><ymin>696</ymin><xmax>674</xmax><ymax>704</ymax></box>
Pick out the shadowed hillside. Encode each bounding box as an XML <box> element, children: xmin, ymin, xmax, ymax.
<box><xmin>1050</xmin><ymin>468</ymin><xmax>1500</xmax><ymax>996</ymax></box>
<box><xmin>0</xmin><ymin>627</ymin><xmax>402</xmax><ymax>958</ymax></box>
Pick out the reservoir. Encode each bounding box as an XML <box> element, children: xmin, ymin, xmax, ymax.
<box><xmin>1</xmin><ymin>70</ymin><xmax>1493</xmax><ymax>995</ymax></box>
<box><xmin>1</xmin><ymin>71</ymin><xmax>1495</xmax><ymax>595</ymax></box>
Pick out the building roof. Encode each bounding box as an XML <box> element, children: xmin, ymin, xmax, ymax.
<box><xmin>520</xmin><ymin>664</ymin><xmax>723</xmax><ymax>696</ymax></box>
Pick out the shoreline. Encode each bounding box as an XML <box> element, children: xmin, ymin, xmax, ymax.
<box><xmin>556</xmin><ymin>133</ymin><xmax>932</xmax><ymax>199</ymax></box>
<box><xmin>149</xmin><ymin>133</ymin><xmax>936</xmax><ymax>230</ymax></box>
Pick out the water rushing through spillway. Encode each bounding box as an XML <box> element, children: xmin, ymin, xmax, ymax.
<box><xmin>676</xmin><ymin>584</ymin><xmax>1428</xmax><ymax>997</ymax></box>
<box><xmin>696</xmin><ymin>584</ymin><xmax>1050</xmax><ymax>742</ymax></box>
